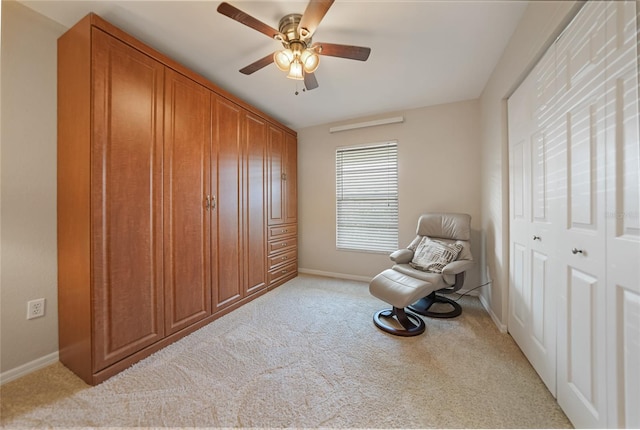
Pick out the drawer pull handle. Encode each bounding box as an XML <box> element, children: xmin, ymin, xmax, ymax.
<box><xmin>281</xmin><ymin>243</ymin><xmax>287</xmax><ymax>246</ymax></box>
<box><xmin>281</xmin><ymin>269</ymin><xmax>287</xmax><ymax>274</ymax></box>
<box><xmin>281</xmin><ymin>229</ymin><xmax>287</xmax><ymax>233</ymax></box>
<box><xmin>282</xmin><ymin>256</ymin><xmax>287</xmax><ymax>260</ymax></box>
<box><xmin>533</xmin><ymin>236</ymin><xmax>541</xmax><ymax>241</ymax></box>
<box><xmin>571</xmin><ymin>248</ymin><xmax>583</xmax><ymax>255</ymax></box>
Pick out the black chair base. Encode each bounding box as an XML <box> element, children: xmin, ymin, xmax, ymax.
<box><xmin>408</xmin><ymin>292</ymin><xmax>462</xmax><ymax>319</ymax></box>
<box><xmin>373</xmin><ymin>307</ymin><xmax>426</xmax><ymax>336</ymax></box>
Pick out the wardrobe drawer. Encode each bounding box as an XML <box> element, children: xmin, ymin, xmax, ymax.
<box><xmin>268</xmin><ymin>224</ymin><xmax>297</xmax><ymax>240</ymax></box>
<box><xmin>268</xmin><ymin>249</ymin><xmax>297</xmax><ymax>269</ymax></box>
<box><xmin>268</xmin><ymin>237</ymin><xmax>297</xmax><ymax>254</ymax></box>
<box><xmin>268</xmin><ymin>261</ymin><xmax>297</xmax><ymax>285</ymax></box>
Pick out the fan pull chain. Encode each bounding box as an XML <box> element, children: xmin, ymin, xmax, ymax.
<box><xmin>294</xmin><ymin>81</ymin><xmax>307</xmax><ymax>95</ymax></box>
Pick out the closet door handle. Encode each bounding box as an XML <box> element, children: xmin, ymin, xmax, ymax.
<box><xmin>571</xmin><ymin>248</ymin><xmax>583</xmax><ymax>255</ymax></box>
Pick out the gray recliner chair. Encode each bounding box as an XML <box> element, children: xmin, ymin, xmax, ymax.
<box><xmin>369</xmin><ymin>213</ymin><xmax>474</xmax><ymax>336</ymax></box>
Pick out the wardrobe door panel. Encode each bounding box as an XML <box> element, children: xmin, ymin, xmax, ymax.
<box><xmin>267</xmin><ymin>126</ymin><xmax>285</xmax><ymax>225</ymax></box>
<box><xmin>91</xmin><ymin>29</ymin><xmax>165</xmax><ymax>371</ymax></box>
<box><xmin>212</xmin><ymin>96</ymin><xmax>243</xmax><ymax>309</ymax></box>
<box><xmin>244</xmin><ymin>113</ymin><xmax>268</xmax><ymax>295</ymax></box>
<box><xmin>284</xmin><ymin>132</ymin><xmax>298</xmax><ymax>224</ymax></box>
<box><xmin>164</xmin><ymin>68</ymin><xmax>212</xmax><ymax>335</ymax></box>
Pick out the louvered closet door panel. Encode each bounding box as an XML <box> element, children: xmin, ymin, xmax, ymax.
<box><xmin>212</xmin><ymin>95</ymin><xmax>243</xmax><ymax>309</ymax></box>
<box><xmin>91</xmin><ymin>29</ymin><xmax>165</xmax><ymax>371</ymax></box>
<box><xmin>555</xmin><ymin>2</ymin><xmax>608</xmax><ymax>427</ymax></box>
<box><xmin>164</xmin><ymin>68</ymin><xmax>212</xmax><ymax>335</ymax></box>
<box><xmin>603</xmin><ymin>2</ymin><xmax>640</xmax><ymax>427</ymax></box>
<box><xmin>244</xmin><ymin>113</ymin><xmax>268</xmax><ymax>296</ymax></box>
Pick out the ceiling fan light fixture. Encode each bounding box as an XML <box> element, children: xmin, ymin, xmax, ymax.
<box><xmin>274</xmin><ymin>49</ymin><xmax>294</xmax><ymax>71</ymax></box>
<box><xmin>219</xmin><ymin>1</ymin><xmax>371</xmax><ymax>90</ymax></box>
<box><xmin>300</xmin><ymin>49</ymin><xmax>319</xmax><ymax>73</ymax></box>
<box><xmin>287</xmin><ymin>59</ymin><xmax>304</xmax><ymax>80</ymax></box>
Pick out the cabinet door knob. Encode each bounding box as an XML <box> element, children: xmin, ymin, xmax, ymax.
<box><xmin>205</xmin><ymin>195</ymin><xmax>210</xmax><ymax>210</ymax></box>
<box><xmin>211</xmin><ymin>195</ymin><xmax>216</xmax><ymax>209</ymax></box>
<box><xmin>571</xmin><ymin>248</ymin><xmax>583</xmax><ymax>255</ymax></box>
<box><xmin>533</xmin><ymin>235</ymin><xmax>541</xmax><ymax>241</ymax></box>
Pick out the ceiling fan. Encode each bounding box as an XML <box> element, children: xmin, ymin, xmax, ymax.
<box><xmin>217</xmin><ymin>0</ymin><xmax>371</xmax><ymax>91</ymax></box>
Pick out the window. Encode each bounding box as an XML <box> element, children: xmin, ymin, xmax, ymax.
<box><xmin>336</xmin><ymin>142</ymin><xmax>398</xmax><ymax>253</ymax></box>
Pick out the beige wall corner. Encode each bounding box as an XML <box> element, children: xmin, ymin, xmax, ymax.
<box><xmin>1</xmin><ymin>0</ymin><xmax>66</xmax><ymax>375</ymax></box>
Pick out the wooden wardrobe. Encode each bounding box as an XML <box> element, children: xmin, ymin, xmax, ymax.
<box><xmin>57</xmin><ymin>13</ymin><xmax>298</xmax><ymax>385</ymax></box>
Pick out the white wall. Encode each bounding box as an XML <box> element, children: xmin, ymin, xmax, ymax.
<box><xmin>0</xmin><ymin>0</ymin><xmax>66</xmax><ymax>375</ymax></box>
<box><xmin>298</xmin><ymin>100</ymin><xmax>482</xmax><ymax>288</ymax></box>
<box><xmin>478</xmin><ymin>1</ymin><xmax>583</xmax><ymax>328</ymax></box>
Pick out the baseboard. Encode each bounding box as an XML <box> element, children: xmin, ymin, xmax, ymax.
<box><xmin>0</xmin><ymin>351</ymin><xmax>59</xmax><ymax>385</ymax></box>
<box><xmin>479</xmin><ymin>294</ymin><xmax>508</xmax><ymax>333</ymax></box>
<box><xmin>298</xmin><ymin>268</ymin><xmax>372</xmax><ymax>283</ymax></box>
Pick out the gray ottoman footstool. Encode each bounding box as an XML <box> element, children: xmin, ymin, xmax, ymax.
<box><xmin>369</xmin><ymin>269</ymin><xmax>435</xmax><ymax>336</ymax></box>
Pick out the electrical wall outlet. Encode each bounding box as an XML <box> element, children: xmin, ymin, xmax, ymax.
<box><xmin>27</xmin><ymin>298</ymin><xmax>46</xmax><ymax>320</ymax></box>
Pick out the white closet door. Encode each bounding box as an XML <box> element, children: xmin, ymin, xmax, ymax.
<box><xmin>508</xmin><ymin>72</ymin><xmax>534</xmax><ymax>371</ymax></box>
<box><xmin>604</xmin><ymin>1</ymin><xmax>640</xmax><ymax>428</ymax></box>
<box><xmin>555</xmin><ymin>2</ymin><xmax>609</xmax><ymax>427</ymax></box>
<box><xmin>508</xmin><ymin>49</ymin><xmax>558</xmax><ymax>396</ymax></box>
<box><xmin>508</xmin><ymin>2</ymin><xmax>638</xmax><ymax>427</ymax></box>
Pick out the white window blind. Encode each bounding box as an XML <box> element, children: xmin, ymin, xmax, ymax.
<box><xmin>336</xmin><ymin>142</ymin><xmax>398</xmax><ymax>253</ymax></box>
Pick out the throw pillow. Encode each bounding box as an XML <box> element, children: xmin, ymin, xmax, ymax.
<box><xmin>409</xmin><ymin>237</ymin><xmax>463</xmax><ymax>273</ymax></box>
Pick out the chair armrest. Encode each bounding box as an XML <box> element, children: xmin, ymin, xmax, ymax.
<box><xmin>442</xmin><ymin>259</ymin><xmax>474</xmax><ymax>276</ymax></box>
<box><xmin>390</xmin><ymin>249</ymin><xmax>413</xmax><ymax>264</ymax></box>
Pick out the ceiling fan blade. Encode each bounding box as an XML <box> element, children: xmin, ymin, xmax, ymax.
<box><xmin>217</xmin><ymin>2</ymin><xmax>282</xmax><ymax>40</ymax></box>
<box><xmin>304</xmin><ymin>72</ymin><xmax>319</xmax><ymax>90</ymax></box>
<box><xmin>297</xmin><ymin>0</ymin><xmax>335</xmax><ymax>39</ymax></box>
<box><xmin>312</xmin><ymin>42</ymin><xmax>371</xmax><ymax>61</ymax></box>
<box><xmin>239</xmin><ymin>52</ymin><xmax>275</xmax><ymax>75</ymax></box>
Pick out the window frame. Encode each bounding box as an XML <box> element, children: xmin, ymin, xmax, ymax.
<box><xmin>335</xmin><ymin>140</ymin><xmax>399</xmax><ymax>254</ymax></box>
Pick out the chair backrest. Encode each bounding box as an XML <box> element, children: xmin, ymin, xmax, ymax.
<box><xmin>416</xmin><ymin>213</ymin><xmax>471</xmax><ymax>241</ymax></box>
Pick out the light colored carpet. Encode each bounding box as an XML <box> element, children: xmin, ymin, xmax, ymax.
<box><xmin>1</xmin><ymin>274</ymin><xmax>571</xmax><ymax>428</ymax></box>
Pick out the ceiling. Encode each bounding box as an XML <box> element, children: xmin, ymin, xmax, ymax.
<box><xmin>19</xmin><ymin>0</ymin><xmax>528</xmax><ymax>130</ymax></box>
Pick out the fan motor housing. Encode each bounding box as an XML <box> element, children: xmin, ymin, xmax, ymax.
<box><xmin>278</xmin><ymin>13</ymin><xmax>310</xmax><ymax>47</ymax></box>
